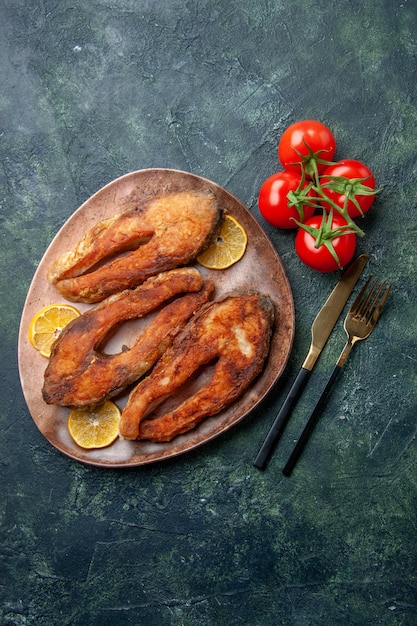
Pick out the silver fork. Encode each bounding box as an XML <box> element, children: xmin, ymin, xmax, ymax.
<box><xmin>282</xmin><ymin>276</ymin><xmax>392</xmax><ymax>477</ymax></box>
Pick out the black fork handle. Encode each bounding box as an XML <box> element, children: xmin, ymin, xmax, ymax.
<box><xmin>282</xmin><ymin>364</ymin><xmax>342</xmax><ymax>477</ymax></box>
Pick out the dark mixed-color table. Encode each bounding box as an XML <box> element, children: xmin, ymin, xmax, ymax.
<box><xmin>2</xmin><ymin>2</ymin><xmax>416</xmax><ymax>624</ymax></box>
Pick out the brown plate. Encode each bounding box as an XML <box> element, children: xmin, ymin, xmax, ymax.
<box><xmin>18</xmin><ymin>169</ymin><xmax>295</xmax><ymax>468</ymax></box>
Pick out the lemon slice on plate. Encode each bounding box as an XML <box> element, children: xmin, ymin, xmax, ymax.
<box><xmin>197</xmin><ymin>215</ymin><xmax>248</xmax><ymax>270</ymax></box>
<box><xmin>29</xmin><ymin>303</ymin><xmax>80</xmax><ymax>358</ymax></box>
<box><xmin>68</xmin><ymin>401</ymin><xmax>121</xmax><ymax>449</ymax></box>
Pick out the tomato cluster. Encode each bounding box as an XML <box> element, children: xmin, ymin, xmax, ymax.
<box><xmin>258</xmin><ymin>120</ymin><xmax>377</xmax><ymax>272</ymax></box>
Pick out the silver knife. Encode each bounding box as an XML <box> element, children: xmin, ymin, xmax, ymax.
<box><xmin>253</xmin><ymin>253</ymin><xmax>369</xmax><ymax>470</ymax></box>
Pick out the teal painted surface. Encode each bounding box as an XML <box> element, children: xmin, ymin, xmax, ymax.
<box><xmin>1</xmin><ymin>1</ymin><xmax>416</xmax><ymax>624</ymax></box>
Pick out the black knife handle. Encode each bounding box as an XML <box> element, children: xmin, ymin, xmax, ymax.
<box><xmin>253</xmin><ymin>367</ymin><xmax>311</xmax><ymax>470</ymax></box>
<box><xmin>282</xmin><ymin>364</ymin><xmax>342</xmax><ymax>477</ymax></box>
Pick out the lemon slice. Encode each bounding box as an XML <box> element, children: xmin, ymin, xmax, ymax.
<box><xmin>197</xmin><ymin>215</ymin><xmax>248</xmax><ymax>270</ymax></box>
<box><xmin>29</xmin><ymin>303</ymin><xmax>80</xmax><ymax>358</ymax></box>
<box><xmin>68</xmin><ymin>401</ymin><xmax>121</xmax><ymax>449</ymax></box>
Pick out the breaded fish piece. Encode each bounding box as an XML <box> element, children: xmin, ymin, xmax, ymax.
<box><xmin>42</xmin><ymin>268</ymin><xmax>214</xmax><ymax>407</ymax></box>
<box><xmin>48</xmin><ymin>190</ymin><xmax>222</xmax><ymax>303</ymax></box>
<box><xmin>119</xmin><ymin>291</ymin><xmax>275</xmax><ymax>441</ymax></box>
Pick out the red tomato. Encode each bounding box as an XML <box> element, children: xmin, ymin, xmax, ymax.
<box><xmin>278</xmin><ymin>120</ymin><xmax>336</xmax><ymax>176</ymax></box>
<box><xmin>320</xmin><ymin>159</ymin><xmax>376</xmax><ymax>218</ymax></box>
<box><xmin>258</xmin><ymin>171</ymin><xmax>316</xmax><ymax>229</ymax></box>
<box><xmin>295</xmin><ymin>213</ymin><xmax>356</xmax><ymax>272</ymax></box>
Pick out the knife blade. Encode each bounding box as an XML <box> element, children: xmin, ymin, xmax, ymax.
<box><xmin>253</xmin><ymin>253</ymin><xmax>369</xmax><ymax>470</ymax></box>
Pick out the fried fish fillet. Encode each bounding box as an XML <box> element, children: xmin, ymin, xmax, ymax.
<box><xmin>119</xmin><ymin>291</ymin><xmax>275</xmax><ymax>441</ymax></box>
<box><xmin>48</xmin><ymin>190</ymin><xmax>222</xmax><ymax>303</ymax></box>
<box><xmin>42</xmin><ymin>268</ymin><xmax>214</xmax><ymax>407</ymax></box>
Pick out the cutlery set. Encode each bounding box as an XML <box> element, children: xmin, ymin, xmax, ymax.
<box><xmin>254</xmin><ymin>254</ymin><xmax>392</xmax><ymax>476</ymax></box>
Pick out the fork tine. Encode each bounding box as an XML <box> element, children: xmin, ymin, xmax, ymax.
<box><xmin>351</xmin><ymin>277</ymin><xmax>392</xmax><ymax>324</ymax></box>
<box><xmin>356</xmin><ymin>277</ymin><xmax>380</xmax><ymax>318</ymax></box>
<box><xmin>350</xmin><ymin>275</ymin><xmax>373</xmax><ymax>316</ymax></box>
<box><xmin>368</xmin><ymin>281</ymin><xmax>392</xmax><ymax>324</ymax></box>
<box><xmin>358</xmin><ymin>278</ymin><xmax>383</xmax><ymax>320</ymax></box>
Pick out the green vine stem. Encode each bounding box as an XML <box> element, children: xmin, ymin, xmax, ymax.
<box><xmin>312</xmin><ymin>182</ymin><xmax>365</xmax><ymax>237</ymax></box>
<box><xmin>284</xmin><ymin>146</ymin><xmax>379</xmax><ymax>268</ymax></box>
<box><xmin>285</xmin><ymin>150</ymin><xmax>379</xmax><ymax>237</ymax></box>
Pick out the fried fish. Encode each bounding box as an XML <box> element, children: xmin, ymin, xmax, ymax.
<box><xmin>42</xmin><ymin>268</ymin><xmax>214</xmax><ymax>407</ymax></box>
<box><xmin>48</xmin><ymin>190</ymin><xmax>222</xmax><ymax>303</ymax></box>
<box><xmin>119</xmin><ymin>291</ymin><xmax>275</xmax><ymax>441</ymax></box>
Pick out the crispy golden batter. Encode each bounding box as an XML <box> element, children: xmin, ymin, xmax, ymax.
<box><xmin>42</xmin><ymin>268</ymin><xmax>214</xmax><ymax>407</ymax></box>
<box><xmin>119</xmin><ymin>291</ymin><xmax>274</xmax><ymax>441</ymax></box>
<box><xmin>48</xmin><ymin>191</ymin><xmax>222</xmax><ymax>303</ymax></box>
